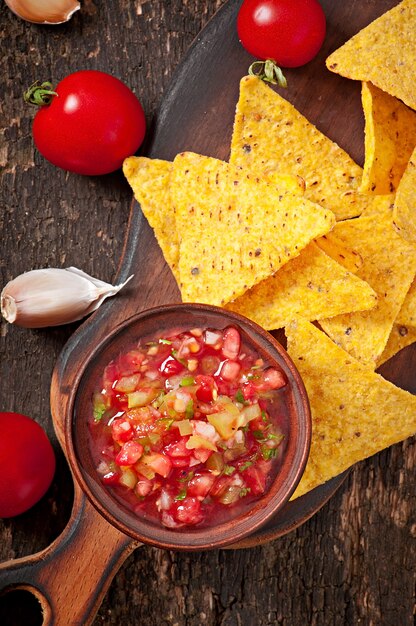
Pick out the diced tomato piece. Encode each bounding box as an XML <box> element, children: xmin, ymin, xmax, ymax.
<box><xmin>111</xmin><ymin>418</ymin><xmax>134</xmax><ymax>443</ymax></box>
<box><xmin>120</xmin><ymin>349</ymin><xmax>145</xmax><ymax>372</ymax></box>
<box><xmin>159</xmin><ymin>355</ymin><xmax>185</xmax><ymax>376</ymax></box>
<box><xmin>210</xmin><ymin>475</ymin><xmax>234</xmax><ymax>498</ymax></box>
<box><xmin>142</xmin><ymin>453</ymin><xmax>172</xmax><ymax>478</ymax></box>
<box><xmin>241</xmin><ymin>381</ymin><xmax>256</xmax><ymax>400</ymax></box>
<box><xmin>193</xmin><ymin>448</ymin><xmax>213</xmax><ymax>463</ymax></box>
<box><xmin>195</xmin><ymin>375</ymin><xmax>217</xmax><ymax>402</ymax></box>
<box><xmin>170</xmin><ymin>457</ymin><xmax>191</xmax><ymax>468</ymax></box>
<box><xmin>115</xmin><ymin>440</ymin><xmax>144</xmax><ymax>466</ymax></box>
<box><xmin>171</xmin><ymin>497</ymin><xmax>204</xmax><ymax>525</ymax></box>
<box><xmin>220</xmin><ymin>360</ymin><xmax>241</xmax><ymax>381</ymax></box>
<box><xmin>102</xmin><ymin>471</ymin><xmax>120</xmax><ymax>486</ymax></box>
<box><xmin>164</xmin><ymin>437</ymin><xmax>192</xmax><ymax>458</ymax></box>
<box><xmin>135</xmin><ymin>477</ymin><xmax>153</xmax><ymax>497</ymax></box>
<box><xmin>221</xmin><ymin>326</ymin><xmax>241</xmax><ymax>360</ymax></box>
<box><xmin>243</xmin><ymin>466</ymin><xmax>267</xmax><ymax>496</ymax></box>
<box><xmin>187</xmin><ymin>472</ymin><xmax>216</xmax><ymax>499</ymax></box>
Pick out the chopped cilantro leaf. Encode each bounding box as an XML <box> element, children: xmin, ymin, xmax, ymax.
<box><xmin>159</xmin><ymin>338</ymin><xmax>172</xmax><ymax>345</ymax></box>
<box><xmin>239</xmin><ymin>460</ymin><xmax>253</xmax><ymax>471</ymax></box>
<box><xmin>223</xmin><ymin>465</ymin><xmax>236</xmax><ymax>475</ymax></box>
<box><xmin>261</xmin><ymin>447</ymin><xmax>278</xmax><ymax>460</ymax></box>
<box><xmin>234</xmin><ymin>389</ymin><xmax>245</xmax><ymax>404</ymax></box>
<box><xmin>239</xmin><ymin>487</ymin><xmax>251</xmax><ymax>498</ymax></box>
<box><xmin>174</xmin><ymin>489</ymin><xmax>187</xmax><ymax>501</ymax></box>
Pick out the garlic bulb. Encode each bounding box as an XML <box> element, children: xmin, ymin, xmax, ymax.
<box><xmin>5</xmin><ymin>0</ymin><xmax>80</xmax><ymax>25</ymax></box>
<box><xmin>1</xmin><ymin>267</ymin><xmax>133</xmax><ymax>328</ymax></box>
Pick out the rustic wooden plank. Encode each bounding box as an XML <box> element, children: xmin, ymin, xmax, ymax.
<box><xmin>1</xmin><ymin>0</ymin><xmax>415</xmax><ymax>625</ymax></box>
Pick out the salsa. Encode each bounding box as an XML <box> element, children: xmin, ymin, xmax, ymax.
<box><xmin>89</xmin><ymin>325</ymin><xmax>289</xmax><ymax>529</ymax></box>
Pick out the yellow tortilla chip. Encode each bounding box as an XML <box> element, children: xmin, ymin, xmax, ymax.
<box><xmin>319</xmin><ymin>209</ymin><xmax>416</xmax><ymax>368</ymax></box>
<box><xmin>393</xmin><ymin>147</ymin><xmax>416</xmax><ymax>243</ymax></box>
<box><xmin>230</xmin><ymin>75</ymin><xmax>368</xmax><ymax>221</ymax></box>
<box><xmin>315</xmin><ymin>232</ymin><xmax>362</xmax><ymax>274</ymax></box>
<box><xmin>286</xmin><ymin>318</ymin><xmax>416</xmax><ymax>499</ymax></box>
<box><xmin>226</xmin><ymin>243</ymin><xmax>376</xmax><ymax>330</ymax></box>
<box><xmin>123</xmin><ymin>157</ymin><xmax>179</xmax><ymax>280</ymax></box>
<box><xmin>396</xmin><ymin>278</ymin><xmax>416</xmax><ymax>327</ymax></box>
<box><xmin>377</xmin><ymin>324</ymin><xmax>416</xmax><ymax>366</ymax></box>
<box><xmin>360</xmin><ymin>82</ymin><xmax>416</xmax><ymax>194</ymax></box>
<box><xmin>326</xmin><ymin>0</ymin><xmax>416</xmax><ymax>111</ymax></box>
<box><xmin>360</xmin><ymin>193</ymin><xmax>395</xmax><ymax>218</ymax></box>
<box><xmin>171</xmin><ymin>152</ymin><xmax>335</xmax><ymax>306</ymax></box>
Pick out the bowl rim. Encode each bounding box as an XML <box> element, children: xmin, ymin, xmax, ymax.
<box><xmin>65</xmin><ymin>303</ymin><xmax>311</xmax><ymax>551</ymax></box>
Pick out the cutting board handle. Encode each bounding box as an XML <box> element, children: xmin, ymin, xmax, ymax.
<box><xmin>0</xmin><ymin>490</ymin><xmax>139</xmax><ymax>626</ymax></box>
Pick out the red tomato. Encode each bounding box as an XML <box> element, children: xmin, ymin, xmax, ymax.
<box><xmin>0</xmin><ymin>412</ymin><xmax>55</xmax><ymax>518</ymax></box>
<box><xmin>195</xmin><ymin>375</ymin><xmax>217</xmax><ymax>402</ymax></box>
<box><xmin>30</xmin><ymin>70</ymin><xmax>146</xmax><ymax>175</ymax></box>
<box><xmin>237</xmin><ymin>0</ymin><xmax>326</xmax><ymax>68</ymax></box>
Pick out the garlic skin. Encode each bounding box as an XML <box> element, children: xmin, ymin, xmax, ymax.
<box><xmin>5</xmin><ymin>0</ymin><xmax>80</xmax><ymax>25</ymax></box>
<box><xmin>1</xmin><ymin>268</ymin><xmax>133</xmax><ymax>328</ymax></box>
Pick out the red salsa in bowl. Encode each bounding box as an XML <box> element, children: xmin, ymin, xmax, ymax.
<box><xmin>89</xmin><ymin>324</ymin><xmax>288</xmax><ymax>529</ymax></box>
<box><xmin>69</xmin><ymin>304</ymin><xmax>311</xmax><ymax>550</ymax></box>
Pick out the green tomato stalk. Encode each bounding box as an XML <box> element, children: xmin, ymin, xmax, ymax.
<box><xmin>248</xmin><ymin>59</ymin><xmax>287</xmax><ymax>88</ymax></box>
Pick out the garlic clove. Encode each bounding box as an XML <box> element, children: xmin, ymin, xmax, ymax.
<box><xmin>1</xmin><ymin>268</ymin><xmax>133</xmax><ymax>329</ymax></box>
<box><xmin>5</xmin><ymin>0</ymin><xmax>80</xmax><ymax>25</ymax></box>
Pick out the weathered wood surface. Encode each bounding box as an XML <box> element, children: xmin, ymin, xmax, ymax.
<box><xmin>0</xmin><ymin>0</ymin><xmax>415</xmax><ymax>624</ymax></box>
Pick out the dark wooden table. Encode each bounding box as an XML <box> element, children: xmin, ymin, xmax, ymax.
<box><xmin>1</xmin><ymin>1</ymin><xmax>415</xmax><ymax>624</ymax></box>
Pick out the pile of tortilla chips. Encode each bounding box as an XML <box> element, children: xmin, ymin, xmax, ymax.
<box><xmin>123</xmin><ymin>0</ymin><xmax>416</xmax><ymax>500</ymax></box>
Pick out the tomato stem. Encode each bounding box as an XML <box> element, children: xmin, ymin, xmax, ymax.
<box><xmin>248</xmin><ymin>60</ymin><xmax>287</xmax><ymax>88</ymax></box>
<box><xmin>24</xmin><ymin>81</ymin><xmax>58</xmax><ymax>106</ymax></box>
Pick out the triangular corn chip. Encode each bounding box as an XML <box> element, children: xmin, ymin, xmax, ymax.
<box><xmin>377</xmin><ymin>323</ymin><xmax>416</xmax><ymax>366</ymax></box>
<box><xmin>123</xmin><ymin>155</ymin><xmax>313</xmax><ymax>289</ymax></box>
<box><xmin>315</xmin><ymin>232</ymin><xmax>362</xmax><ymax>274</ymax></box>
<box><xmin>230</xmin><ymin>75</ymin><xmax>368</xmax><ymax>221</ymax></box>
<box><xmin>360</xmin><ymin>193</ymin><xmax>395</xmax><ymax>218</ymax></box>
<box><xmin>360</xmin><ymin>82</ymin><xmax>416</xmax><ymax>194</ymax></box>
<box><xmin>326</xmin><ymin>0</ymin><xmax>416</xmax><ymax>111</ymax></box>
<box><xmin>286</xmin><ymin>318</ymin><xmax>416</xmax><ymax>499</ymax></box>
<box><xmin>396</xmin><ymin>277</ymin><xmax>416</xmax><ymax>327</ymax></box>
<box><xmin>393</xmin><ymin>147</ymin><xmax>416</xmax><ymax>243</ymax></box>
<box><xmin>171</xmin><ymin>152</ymin><xmax>335</xmax><ymax>306</ymax></box>
<box><xmin>226</xmin><ymin>243</ymin><xmax>376</xmax><ymax>330</ymax></box>
<box><xmin>319</xmin><ymin>208</ymin><xmax>416</xmax><ymax>368</ymax></box>
<box><xmin>123</xmin><ymin>157</ymin><xmax>179</xmax><ymax>280</ymax></box>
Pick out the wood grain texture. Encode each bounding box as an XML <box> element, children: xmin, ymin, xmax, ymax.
<box><xmin>0</xmin><ymin>0</ymin><xmax>415</xmax><ymax>625</ymax></box>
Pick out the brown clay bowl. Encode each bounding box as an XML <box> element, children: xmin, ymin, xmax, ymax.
<box><xmin>65</xmin><ymin>303</ymin><xmax>311</xmax><ymax>551</ymax></box>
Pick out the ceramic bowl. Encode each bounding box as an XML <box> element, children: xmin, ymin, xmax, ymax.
<box><xmin>65</xmin><ymin>303</ymin><xmax>311</xmax><ymax>550</ymax></box>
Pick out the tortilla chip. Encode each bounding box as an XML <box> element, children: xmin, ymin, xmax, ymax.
<box><xmin>286</xmin><ymin>318</ymin><xmax>416</xmax><ymax>499</ymax></box>
<box><xmin>226</xmin><ymin>243</ymin><xmax>376</xmax><ymax>330</ymax></box>
<box><xmin>123</xmin><ymin>157</ymin><xmax>179</xmax><ymax>280</ymax></box>
<box><xmin>319</xmin><ymin>209</ymin><xmax>416</xmax><ymax>368</ymax></box>
<box><xmin>360</xmin><ymin>82</ymin><xmax>416</xmax><ymax>194</ymax></box>
<box><xmin>230</xmin><ymin>75</ymin><xmax>368</xmax><ymax>221</ymax></box>
<box><xmin>377</xmin><ymin>324</ymin><xmax>416</xmax><ymax>366</ymax></box>
<box><xmin>326</xmin><ymin>0</ymin><xmax>416</xmax><ymax>112</ymax></box>
<box><xmin>396</xmin><ymin>278</ymin><xmax>416</xmax><ymax>327</ymax></box>
<box><xmin>315</xmin><ymin>232</ymin><xmax>362</xmax><ymax>274</ymax></box>
<box><xmin>171</xmin><ymin>152</ymin><xmax>335</xmax><ymax>306</ymax></box>
<box><xmin>360</xmin><ymin>193</ymin><xmax>395</xmax><ymax>218</ymax></box>
<box><xmin>393</xmin><ymin>147</ymin><xmax>416</xmax><ymax>243</ymax></box>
